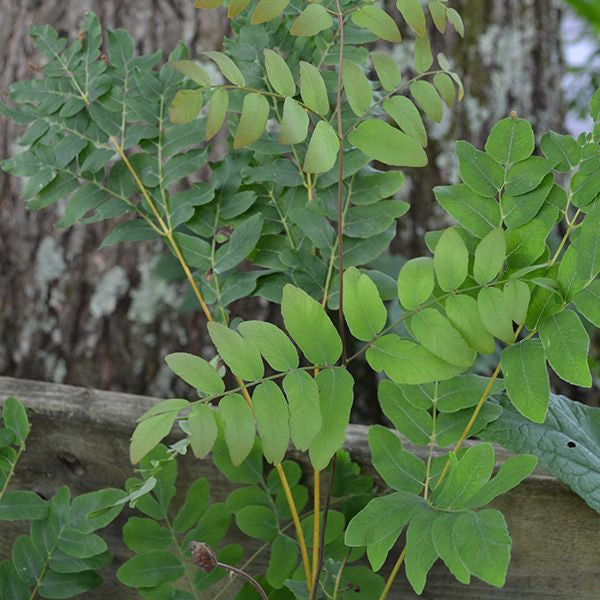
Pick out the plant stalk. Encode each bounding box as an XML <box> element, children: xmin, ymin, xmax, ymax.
<box><xmin>113</xmin><ymin>138</ymin><xmax>312</xmax><ymax>590</ymax></box>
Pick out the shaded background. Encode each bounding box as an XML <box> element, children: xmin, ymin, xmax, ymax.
<box><xmin>0</xmin><ymin>0</ymin><xmax>597</xmax><ymax>417</ymax></box>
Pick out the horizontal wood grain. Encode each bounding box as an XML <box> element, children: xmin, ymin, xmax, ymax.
<box><xmin>0</xmin><ymin>376</ymin><xmax>598</xmax><ymax>599</ymax></box>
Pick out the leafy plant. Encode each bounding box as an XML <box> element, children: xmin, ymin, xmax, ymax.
<box><xmin>2</xmin><ymin>1</ymin><xmax>600</xmax><ymax>599</ymax></box>
<box><xmin>0</xmin><ymin>397</ymin><xmax>126</xmax><ymax>599</ymax></box>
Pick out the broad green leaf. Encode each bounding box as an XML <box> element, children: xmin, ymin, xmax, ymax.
<box><xmin>437</xmin><ymin>374</ymin><xmax>504</xmax><ymax>413</ymax></box>
<box><xmin>238</xmin><ymin>321</ymin><xmax>298</xmax><ymax>372</ymax></box>
<box><xmin>541</xmin><ymin>131</ymin><xmax>581</xmax><ymax>171</ymax></box>
<box><xmin>281</xmin><ymin>284</ymin><xmax>342</xmax><ymax>365</ymax></box>
<box><xmin>203</xmin><ymin>51</ymin><xmax>245</xmax><ymax>86</ymax></box>
<box><xmin>557</xmin><ymin>245</ymin><xmax>587</xmax><ymax>301</ymax></box>
<box><xmin>188</xmin><ymin>405</ymin><xmax>217</xmax><ymax>459</ymax></box>
<box><xmin>344</xmin><ymin>200</ymin><xmax>409</xmax><ymax>238</ymax></box>
<box><xmin>429</xmin><ymin>0</ymin><xmax>447</xmax><ymax>32</ymax></box>
<box><xmin>378</xmin><ymin>380</ymin><xmax>432</xmax><ymax>445</ymax></box>
<box><xmin>164</xmin><ymin>352</ymin><xmax>224</xmax><ymax>395</ymax></box>
<box><xmin>309</xmin><ymin>368</ymin><xmax>354</xmax><ymax>470</ymax></box>
<box><xmin>396</xmin><ymin>0</ymin><xmax>426</xmax><ymax>36</ymax></box>
<box><xmin>228</xmin><ymin>0</ymin><xmax>250</xmax><ymax>16</ymax></box>
<box><xmin>368</xmin><ymin>425</ymin><xmax>425</xmax><ymax>494</ymax></box>
<box><xmin>290</xmin><ymin>205</ymin><xmax>335</xmax><ymax>249</ymax></box>
<box><xmin>446</xmin><ymin>294</ymin><xmax>495</xmax><ymax>354</ymax></box>
<box><xmin>505</xmin><ymin>205</ymin><xmax>558</xmax><ymax>269</ymax></box>
<box><xmin>345</xmin><ymin>491</ymin><xmax>425</xmax><ymax>570</ymax></box>
<box><xmin>539</xmin><ymin>310</ymin><xmax>592</xmax><ymax>387</ymax></box>
<box><xmin>12</xmin><ymin>534</ymin><xmax>43</xmax><ymax>587</ymax></box>
<box><xmin>279</xmin><ymin>97</ymin><xmax>309</xmax><ymax>144</ymax></box>
<box><xmin>348</xmin><ymin>120</ymin><xmax>427</xmax><ymax>167</ymax></box>
<box><xmin>207</xmin><ymin>322</ymin><xmax>264</xmax><ymax>381</ymax></box>
<box><xmin>367</xmin><ymin>335</ymin><xmax>464</xmax><ymax>386</ymax></box>
<box><xmin>575</xmin><ymin>205</ymin><xmax>600</xmax><ymax>280</ymax></box>
<box><xmin>233</xmin><ymin>93</ymin><xmax>269</xmax><ymax>149</ymax></box>
<box><xmin>473</xmin><ymin>228</ymin><xmax>506</xmax><ymax>285</ymax></box>
<box><xmin>572</xmin><ymin>168</ymin><xmax>600</xmax><ymax>208</ymax></box>
<box><xmin>501</xmin><ymin>173</ymin><xmax>554</xmax><ymax>229</ymax></box>
<box><xmin>502</xmin><ymin>339</ymin><xmax>550</xmax><ymax>423</ymax></box>
<box><xmin>303</xmin><ymin>120</ymin><xmax>339</xmax><ymax>174</ymax></box>
<box><xmin>574</xmin><ymin>280</ymin><xmax>600</xmax><ymax>326</ymax></box>
<box><xmin>434</xmin><ymin>444</ymin><xmax>495</xmax><ymax>509</ymax></box>
<box><xmin>505</xmin><ymin>156</ymin><xmax>555</xmax><ymax>196</ymax></box>
<box><xmin>173</xmin><ymin>478</ymin><xmax>209</xmax><ymax>533</ymax></box>
<box><xmin>414</xmin><ymin>35</ymin><xmax>433</xmax><ymax>73</ymax></box>
<box><xmin>58</xmin><ymin>528</ymin><xmax>107</xmax><ymax>559</ymax></box>
<box><xmin>39</xmin><ymin>570</ymin><xmax>102</xmax><ymax>598</ymax></box>
<box><xmin>410</xmin><ymin>308</ymin><xmax>475</xmax><ymax>368</ymax></box>
<box><xmin>212</xmin><ymin>435</ymin><xmax>262</xmax><ymax>485</ymax></box>
<box><xmin>397</xmin><ymin>257</ymin><xmax>434</xmax><ymax>310</ymax></box>
<box><xmin>433</xmin><ymin>228</ymin><xmax>468</xmax><ymax>291</ymax></box>
<box><xmin>485</xmin><ymin>116</ymin><xmax>534</xmax><ymax>165</ymax></box>
<box><xmin>352</xmin><ymin>6</ymin><xmax>401</xmax><ymax>42</ymax></box>
<box><xmin>264</xmin><ymin>49</ymin><xmax>295</xmax><ymax>97</ymax></box>
<box><xmin>0</xmin><ymin>491</ymin><xmax>47</xmax><ymax>521</ymax></box>
<box><xmin>432</xmin><ymin>513</ymin><xmax>470</xmax><ymax>584</ymax></box>
<box><xmin>219</xmin><ymin>393</ymin><xmax>255</xmax><ymax>466</ymax></box>
<box><xmin>168</xmin><ymin>89</ymin><xmax>202</xmax><ymax>124</ymax></box>
<box><xmin>2</xmin><ymin>397</ymin><xmax>29</xmax><ymax>443</ymax></box>
<box><xmin>343</xmin><ymin>267</ymin><xmax>387</xmax><ymax>341</ymax></box>
<box><xmin>251</xmin><ymin>0</ymin><xmax>289</xmax><ymax>24</ymax></box>
<box><xmin>205</xmin><ymin>88</ymin><xmax>229</xmax><ymax>140</ymax></box>
<box><xmin>290</xmin><ymin>3</ymin><xmax>333</xmax><ymax>36</ymax></box>
<box><xmin>465</xmin><ymin>454</ymin><xmax>537</xmax><ymax>508</ymax></box>
<box><xmin>283</xmin><ymin>370</ymin><xmax>322</xmax><ymax>452</ymax></box>
<box><xmin>123</xmin><ymin>517</ymin><xmax>171</xmax><ymax>553</ymax></box>
<box><xmin>252</xmin><ymin>381</ymin><xmax>290</xmax><ymax>464</ymax></box>
<box><xmin>410</xmin><ymin>80</ymin><xmax>443</xmax><ymax>122</ymax></box>
<box><xmin>434</xmin><ymin>184</ymin><xmax>501</xmax><ymax>238</ymax></box>
<box><xmin>405</xmin><ymin>509</ymin><xmax>438</xmax><ymax>594</ymax></box>
<box><xmin>342</xmin><ymin>59</ymin><xmax>372</xmax><ymax>116</ymax></box>
<box><xmin>447</xmin><ymin>7</ymin><xmax>465</xmax><ymax>36</ymax></box>
<box><xmin>453</xmin><ymin>510</ymin><xmax>511</xmax><ymax>587</ymax></box>
<box><xmin>396</xmin><ymin>383</ymin><xmax>435</xmax><ymax>410</ymax></box>
<box><xmin>267</xmin><ymin>535</ymin><xmax>298</xmax><ymax>589</ymax></box>
<box><xmin>171</xmin><ymin>60</ymin><xmax>211</xmax><ymax>86</ymax></box>
<box><xmin>503</xmin><ymin>280</ymin><xmax>530</xmax><ymax>324</ymax></box>
<box><xmin>383</xmin><ymin>96</ymin><xmax>427</xmax><ymax>147</ymax></box>
<box><xmin>456</xmin><ymin>141</ymin><xmax>504</xmax><ymax>198</ymax></box>
<box><xmin>301</xmin><ymin>510</ymin><xmax>345</xmax><ymax>547</ymax></box>
<box><xmin>130</xmin><ymin>413</ymin><xmax>176</xmax><ymax>464</ymax></box>
<box><xmin>213</xmin><ymin>213</ymin><xmax>263</xmax><ymax>273</ymax></box>
<box><xmin>370</xmin><ymin>51</ymin><xmax>402</xmax><ymax>92</ymax></box>
<box><xmin>117</xmin><ymin>550</ymin><xmax>184</xmax><ymax>588</ymax></box>
<box><xmin>480</xmin><ymin>393</ymin><xmax>600</xmax><ymax>512</ymax></box>
<box><xmin>433</xmin><ymin>72</ymin><xmax>456</xmax><ymax>106</ymax></box>
<box><xmin>477</xmin><ymin>287</ymin><xmax>514</xmax><ymax>344</ymax></box>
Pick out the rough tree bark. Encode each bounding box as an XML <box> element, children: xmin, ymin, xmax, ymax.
<box><xmin>0</xmin><ymin>1</ymin><xmax>566</xmax><ymax>408</ymax></box>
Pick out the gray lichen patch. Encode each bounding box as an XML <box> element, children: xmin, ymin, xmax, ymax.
<box><xmin>34</xmin><ymin>237</ymin><xmax>66</xmax><ymax>294</ymax></box>
<box><xmin>128</xmin><ymin>259</ymin><xmax>178</xmax><ymax>324</ymax></box>
<box><xmin>89</xmin><ymin>266</ymin><xmax>129</xmax><ymax>318</ymax></box>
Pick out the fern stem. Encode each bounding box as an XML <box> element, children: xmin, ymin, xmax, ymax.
<box><xmin>277</xmin><ymin>462</ymin><xmax>312</xmax><ymax>584</ymax></box>
<box><xmin>112</xmin><ymin>138</ymin><xmax>312</xmax><ymax>590</ymax></box>
<box><xmin>379</xmin><ymin>548</ymin><xmax>407</xmax><ymax>600</ymax></box>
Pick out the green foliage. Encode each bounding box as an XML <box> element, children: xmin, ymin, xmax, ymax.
<box><xmin>0</xmin><ymin>398</ymin><xmax>125</xmax><ymax>599</ymax></box>
<box><xmin>0</xmin><ymin>4</ymin><xmax>462</xmax><ymax>319</ymax></box>
<box><xmin>4</xmin><ymin>3</ymin><xmax>600</xmax><ymax>599</ymax></box>
<box><xmin>480</xmin><ymin>394</ymin><xmax>600</xmax><ymax>513</ymax></box>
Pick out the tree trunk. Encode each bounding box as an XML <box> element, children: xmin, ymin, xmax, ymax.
<box><xmin>0</xmin><ymin>1</ymin><xmax>566</xmax><ymax>407</ymax></box>
<box><xmin>395</xmin><ymin>0</ymin><xmax>565</xmax><ymax>256</ymax></box>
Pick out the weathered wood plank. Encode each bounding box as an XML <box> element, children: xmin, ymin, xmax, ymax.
<box><xmin>0</xmin><ymin>376</ymin><xmax>598</xmax><ymax>599</ymax></box>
